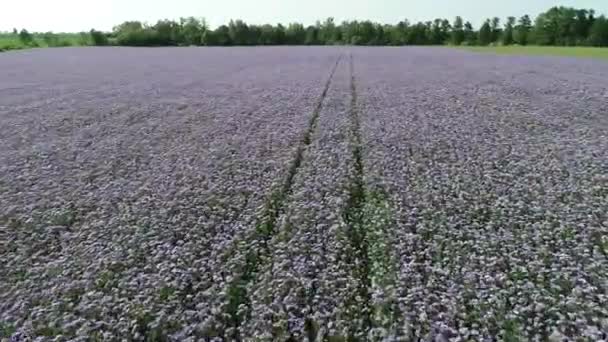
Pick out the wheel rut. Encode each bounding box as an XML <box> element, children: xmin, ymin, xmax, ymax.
<box><xmin>221</xmin><ymin>54</ymin><xmax>344</xmax><ymax>340</ymax></box>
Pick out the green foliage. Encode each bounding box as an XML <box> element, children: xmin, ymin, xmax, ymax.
<box><xmin>208</xmin><ymin>25</ymin><xmax>231</xmax><ymax>46</ymax></box>
<box><xmin>19</xmin><ymin>29</ymin><xmax>34</xmax><ymax>46</ymax></box>
<box><xmin>451</xmin><ymin>16</ymin><xmax>465</xmax><ymax>45</ymax></box>
<box><xmin>114</xmin><ymin>21</ymin><xmax>157</xmax><ymax>46</ymax></box>
<box><xmin>42</xmin><ymin>32</ymin><xmax>57</xmax><ymax>46</ymax></box>
<box><xmin>589</xmin><ymin>15</ymin><xmax>608</xmax><ymax>46</ymax></box>
<box><xmin>0</xmin><ymin>34</ymin><xmax>24</xmax><ymax>52</ymax></box>
<box><xmin>0</xmin><ymin>32</ymin><xmax>85</xmax><ymax>51</ymax></box>
<box><xmin>2</xmin><ymin>4</ymin><xmax>607</xmax><ymax>50</ymax></box>
<box><xmin>181</xmin><ymin>17</ymin><xmax>206</xmax><ymax>45</ymax></box>
<box><xmin>479</xmin><ymin>20</ymin><xmax>492</xmax><ymax>45</ymax></box>
<box><xmin>90</xmin><ymin>29</ymin><xmax>109</xmax><ymax>46</ymax></box>
<box><xmin>490</xmin><ymin>17</ymin><xmax>501</xmax><ymax>43</ymax></box>
<box><xmin>515</xmin><ymin>15</ymin><xmax>533</xmax><ymax>45</ymax></box>
<box><xmin>460</xmin><ymin>45</ymin><xmax>608</xmax><ymax>60</ymax></box>
<box><xmin>503</xmin><ymin>17</ymin><xmax>516</xmax><ymax>45</ymax></box>
<box><xmin>0</xmin><ymin>322</ymin><xmax>16</xmax><ymax>338</ymax></box>
<box><xmin>533</xmin><ymin>6</ymin><xmax>596</xmax><ymax>46</ymax></box>
<box><xmin>464</xmin><ymin>21</ymin><xmax>476</xmax><ymax>45</ymax></box>
<box><xmin>228</xmin><ymin>19</ymin><xmax>250</xmax><ymax>45</ymax></box>
<box><xmin>39</xmin><ymin>32</ymin><xmax>74</xmax><ymax>47</ymax></box>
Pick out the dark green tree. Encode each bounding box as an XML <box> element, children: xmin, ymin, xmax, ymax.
<box><xmin>490</xmin><ymin>17</ymin><xmax>501</xmax><ymax>43</ymax></box>
<box><xmin>248</xmin><ymin>25</ymin><xmax>262</xmax><ymax>45</ymax></box>
<box><xmin>393</xmin><ymin>20</ymin><xmax>410</xmax><ymax>45</ymax></box>
<box><xmin>532</xmin><ymin>6</ymin><xmax>589</xmax><ymax>46</ymax></box>
<box><xmin>503</xmin><ymin>16</ymin><xmax>515</xmax><ymax>45</ymax></box>
<box><xmin>285</xmin><ymin>23</ymin><xmax>306</xmax><ymax>45</ymax></box>
<box><xmin>451</xmin><ymin>16</ymin><xmax>465</xmax><ymax>45</ymax></box>
<box><xmin>274</xmin><ymin>24</ymin><xmax>286</xmax><ymax>44</ymax></box>
<box><xmin>19</xmin><ymin>29</ymin><xmax>34</xmax><ymax>45</ymax></box>
<box><xmin>358</xmin><ymin>21</ymin><xmax>376</xmax><ymax>45</ymax></box>
<box><xmin>304</xmin><ymin>25</ymin><xmax>319</xmax><ymax>45</ymax></box>
<box><xmin>90</xmin><ymin>29</ymin><xmax>109</xmax><ymax>46</ymax></box>
<box><xmin>153</xmin><ymin>20</ymin><xmax>180</xmax><ymax>45</ymax></box>
<box><xmin>318</xmin><ymin>17</ymin><xmax>338</xmax><ymax>44</ymax></box>
<box><xmin>479</xmin><ymin>20</ymin><xmax>492</xmax><ymax>45</ymax></box>
<box><xmin>463</xmin><ymin>21</ymin><xmax>476</xmax><ymax>44</ymax></box>
<box><xmin>181</xmin><ymin>17</ymin><xmax>206</xmax><ymax>46</ymax></box>
<box><xmin>589</xmin><ymin>15</ymin><xmax>608</xmax><ymax>46</ymax></box>
<box><xmin>99</xmin><ymin>5</ymin><xmax>607</xmax><ymax>48</ymax></box>
<box><xmin>214</xmin><ymin>25</ymin><xmax>232</xmax><ymax>45</ymax></box>
<box><xmin>574</xmin><ymin>9</ymin><xmax>594</xmax><ymax>43</ymax></box>
<box><xmin>228</xmin><ymin>20</ymin><xmax>250</xmax><ymax>45</ymax></box>
<box><xmin>406</xmin><ymin>22</ymin><xmax>430</xmax><ymax>45</ymax></box>
<box><xmin>257</xmin><ymin>24</ymin><xmax>273</xmax><ymax>45</ymax></box>
<box><xmin>430</xmin><ymin>19</ymin><xmax>443</xmax><ymax>44</ymax></box>
<box><xmin>515</xmin><ymin>15</ymin><xmax>532</xmax><ymax>45</ymax></box>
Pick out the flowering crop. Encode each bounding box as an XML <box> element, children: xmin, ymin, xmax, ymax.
<box><xmin>356</xmin><ymin>47</ymin><xmax>608</xmax><ymax>340</ymax></box>
<box><xmin>1</xmin><ymin>47</ymin><xmax>607</xmax><ymax>341</ymax></box>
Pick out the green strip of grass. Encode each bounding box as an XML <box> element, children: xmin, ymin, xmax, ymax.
<box><xmin>0</xmin><ymin>33</ymin><xmax>89</xmax><ymax>52</ymax></box>
<box><xmin>459</xmin><ymin>45</ymin><xmax>608</xmax><ymax>60</ymax></box>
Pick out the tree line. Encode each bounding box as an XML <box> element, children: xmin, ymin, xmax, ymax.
<box><xmin>8</xmin><ymin>6</ymin><xmax>608</xmax><ymax>48</ymax></box>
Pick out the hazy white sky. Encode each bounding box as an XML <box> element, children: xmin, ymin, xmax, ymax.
<box><xmin>2</xmin><ymin>0</ymin><xmax>607</xmax><ymax>33</ymax></box>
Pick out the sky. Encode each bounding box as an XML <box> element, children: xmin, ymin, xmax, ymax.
<box><xmin>1</xmin><ymin>0</ymin><xmax>607</xmax><ymax>33</ymax></box>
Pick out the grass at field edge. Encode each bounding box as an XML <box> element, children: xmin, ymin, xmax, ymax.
<box><xmin>458</xmin><ymin>45</ymin><xmax>608</xmax><ymax>60</ymax></box>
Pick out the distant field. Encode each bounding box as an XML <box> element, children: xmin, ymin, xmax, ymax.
<box><xmin>461</xmin><ymin>45</ymin><xmax>608</xmax><ymax>60</ymax></box>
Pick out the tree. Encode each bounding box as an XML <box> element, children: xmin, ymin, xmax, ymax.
<box><xmin>153</xmin><ymin>20</ymin><xmax>181</xmax><ymax>45</ymax></box>
<box><xmin>90</xmin><ymin>29</ymin><xmax>109</xmax><ymax>46</ymax></box>
<box><xmin>588</xmin><ymin>15</ymin><xmax>608</xmax><ymax>46</ymax></box>
<box><xmin>202</xmin><ymin>30</ymin><xmax>218</xmax><ymax>45</ymax></box>
<box><xmin>464</xmin><ymin>21</ymin><xmax>476</xmax><ymax>44</ymax></box>
<box><xmin>113</xmin><ymin>21</ymin><xmax>155</xmax><ymax>46</ymax></box>
<box><xmin>359</xmin><ymin>21</ymin><xmax>376</xmax><ymax>45</ymax></box>
<box><xmin>319</xmin><ymin>17</ymin><xmax>337</xmax><ymax>44</ymax></box>
<box><xmin>407</xmin><ymin>22</ymin><xmax>430</xmax><ymax>45</ymax></box>
<box><xmin>228</xmin><ymin>20</ymin><xmax>250</xmax><ymax>45</ymax></box>
<box><xmin>19</xmin><ymin>29</ymin><xmax>34</xmax><ymax>45</ymax></box>
<box><xmin>534</xmin><ymin>8</ymin><xmax>558</xmax><ymax>45</ymax></box>
<box><xmin>532</xmin><ymin>6</ymin><xmax>586</xmax><ymax>46</ymax></box>
<box><xmin>503</xmin><ymin>16</ymin><xmax>515</xmax><ymax>45</ymax></box>
<box><xmin>434</xmin><ymin>19</ymin><xmax>451</xmax><ymax>44</ymax></box>
<box><xmin>12</xmin><ymin>28</ymin><xmax>18</xmax><ymax>35</ymax></box>
<box><xmin>285</xmin><ymin>23</ymin><xmax>306</xmax><ymax>45</ymax></box>
<box><xmin>430</xmin><ymin>19</ymin><xmax>443</xmax><ymax>44</ymax></box>
<box><xmin>214</xmin><ymin>25</ymin><xmax>232</xmax><ymax>45</ymax></box>
<box><xmin>490</xmin><ymin>17</ymin><xmax>501</xmax><ymax>43</ymax></box>
<box><xmin>181</xmin><ymin>17</ymin><xmax>206</xmax><ymax>46</ymax></box>
<box><xmin>275</xmin><ymin>24</ymin><xmax>286</xmax><ymax>44</ymax></box>
<box><xmin>479</xmin><ymin>20</ymin><xmax>492</xmax><ymax>45</ymax></box>
<box><xmin>99</xmin><ymin>5</ymin><xmax>607</xmax><ymax>48</ymax></box>
<box><xmin>574</xmin><ymin>9</ymin><xmax>594</xmax><ymax>43</ymax></box>
<box><xmin>515</xmin><ymin>15</ymin><xmax>532</xmax><ymax>45</ymax></box>
<box><xmin>42</xmin><ymin>32</ymin><xmax>57</xmax><ymax>46</ymax></box>
<box><xmin>258</xmin><ymin>24</ymin><xmax>275</xmax><ymax>45</ymax></box>
<box><xmin>451</xmin><ymin>16</ymin><xmax>465</xmax><ymax>45</ymax></box>
<box><xmin>305</xmin><ymin>25</ymin><xmax>319</xmax><ymax>45</ymax></box>
<box><xmin>390</xmin><ymin>20</ymin><xmax>410</xmax><ymax>45</ymax></box>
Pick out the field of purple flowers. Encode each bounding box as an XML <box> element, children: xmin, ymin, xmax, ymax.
<box><xmin>1</xmin><ymin>47</ymin><xmax>607</xmax><ymax>341</ymax></box>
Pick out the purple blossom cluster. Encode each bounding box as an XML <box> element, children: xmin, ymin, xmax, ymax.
<box><xmin>1</xmin><ymin>46</ymin><xmax>607</xmax><ymax>341</ymax></box>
